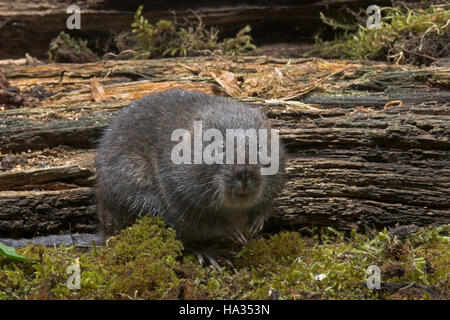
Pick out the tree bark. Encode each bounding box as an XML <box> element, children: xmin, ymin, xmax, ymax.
<box><xmin>0</xmin><ymin>188</ymin><xmax>96</xmax><ymax>238</ymax></box>
<box><xmin>0</xmin><ymin>56</ymin><xmax>449</xmax><ymax>237</ymax></box>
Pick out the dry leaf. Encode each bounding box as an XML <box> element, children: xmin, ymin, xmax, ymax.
<box><xmin>25</xmin><ymin>53</ymin><xmax>42</xmax><ymax>66</ymax></box>
<box><xmin>210</xmin><ymin>70</ymin><xmax>243</xmax><ymax>97</ymax></box>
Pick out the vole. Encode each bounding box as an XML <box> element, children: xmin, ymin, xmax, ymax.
<box><xmin>96</xmin><ymin>89</ymin><xmax>285</xmax><ymax>265</ymax></box>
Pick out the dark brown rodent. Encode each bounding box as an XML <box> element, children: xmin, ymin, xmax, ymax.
<box><xmin>95</xmin><ymin>89</ymin><xmax>285</xmax><ymax>244</ymax></box>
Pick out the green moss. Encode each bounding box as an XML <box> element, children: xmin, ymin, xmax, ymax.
<box><xmin>103</xmin><ymin>217</ymin><xmax>183</xmax><ymax>299</ymax></box>
<box><xmin>59</xmin><ymin>32</ymin><xmax>89</xmax><ymax>55</ymax></box>
<box><xmin>131</xmin><ymin>6</ymin><xmax>256</xmax><ymax>58</ymax></box>
<box><xmin>310</xmin><ymin>5</ymin><xmax>450</xmax><ymax>65</ymax></box>
<box><xmin>0</xmin><ymin>218</ymin><xmax>448</xmax><ymax>300</ymax></box>
<box><xmin>48</xmin><ymin>31</ymin><xmax>98</xmax><ymax>63</ymax></box>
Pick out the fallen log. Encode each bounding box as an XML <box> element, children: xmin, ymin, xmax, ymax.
<box><xmin>0</xmin><ymin>57</ymin><xmax>449</xmax><ymax>238</ymax></box>
<box><xmin>1</xmin><ymin>146</ymin><xmax>448</xmax><ymax>237</ymax></box>
<box><xmin>1</xmin><ymin>101</ymin><xmax>449</xmax><ymax>236</ymax></box>
<box><xmin>0</xmin><ymin>188</ymin><xmax>96</xmax><ymax>238</ymax></box>
<box><xmin>0</xmin><ymin>165</ymin><xmax>93</xmax><ymax>191</ymax></box>
<box><xmin>270</xmin><ymin>157</ymin><xmax>450</xmax><ymax>231</ymax></box>
<box><xmin>0</xmin><ymin>120</ymin><xmax>109</xmax><ymax>153</ymax></box>
<box><xmin>304</xmin><ymin>91</ymin><xmax>450</xmax><ymax>108</ymax></box>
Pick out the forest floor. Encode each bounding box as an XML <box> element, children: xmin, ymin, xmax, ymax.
<box><xmin>0</xmin><ymin>52</ymin><xmax>449</xmax><ymax>299</ymax></box>
<box><xmin>0</xmin><ymin>217</ymin><xmax>449</xmax><ymax>299</ymax></box>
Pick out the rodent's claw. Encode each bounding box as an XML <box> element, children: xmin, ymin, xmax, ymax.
<box><xmin>225</xmin><ymin>226</ymin><xmax>248</xmax><ymax>245</ymax></box>
<box><xmin>195</xmin><ymin>252</ymin><xmax>205</xmax><ymax>266</ymax></box>
<box><xmin>193</xmin><ymin>248</ymin><xmax>234</xmax><ymax>271</ymax></box>
<box><xmin>248</xmin><ymin>215</ymin><xmax>265</xmax><ymax>238</ymax></box>
<box><xmin>199</xmin><ymin>252</ymin><xmax>221</xmax><ymax>271</ymax></box>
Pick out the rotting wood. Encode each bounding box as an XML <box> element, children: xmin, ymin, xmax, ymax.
<box><xmin>2</xmin><ymin>92</ymin><xmax>449</xmax><ymax>153</ymax></box>
<box><xmin>0</xmin><ymin>188</ymin><xmax>96</xmax><ymax>238</ymax></box>
<box><xmin>304</xmin><ymin>91</ymin><xmax>450</xmax><ymax>108</ymax></box>
<box><xmin>1</xmin><ymin>149</ymin><xmax>449</xmax><ymax>237</ymax></box>
<box><xmin>1</xmin><ymin>102</ymin><xmax>449</xmax><ymax>236</ymax></box>
<box><xmin>0</xmin><ymin>56</ymin><xmax>449</xmax><ymax>237</ymax></box>
<box><xmin>0</xmin><ymin>165</ymin><xmax>93</xmax><ymax>191</ymax></box>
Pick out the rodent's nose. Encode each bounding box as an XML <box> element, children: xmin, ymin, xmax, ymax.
<box><xmin>236</xmin><ymin>169</ymin><xmax>249</xmax><ymax>181</ymax></box>
<box><xmin>234</xmin><ymin>168</ymin><xmax>256</xmax><ymax>186</ymax></box>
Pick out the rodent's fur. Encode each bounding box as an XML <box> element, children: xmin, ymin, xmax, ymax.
<box><xmin>96</xmin><ymin>89</ymin><xmax>285</xmax><ymax>244</ymax></box>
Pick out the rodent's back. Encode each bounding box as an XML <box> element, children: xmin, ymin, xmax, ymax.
<box><xmin>96</xmin><ymin>89</ymin><xmax>285</xmax><ymax>242</ymax></box>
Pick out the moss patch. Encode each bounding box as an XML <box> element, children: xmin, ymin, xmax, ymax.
<box><xmin>1</xmin><ymin>218</ymin><xmax>448</xmax><ymax>300</ymax></box>
<box><xmin>131</xmin><ymin>6</ymin><xmax>256</xmax><ymax>58</ymax></box>
<box><xmin>310</xmin><ymin>5</ymin><xmax>450</xmax><ymax>65</ymax></box>
<box><xmin>48</xmin><ymin>31</ymin><xmax>98</xmax><ymax>63</ymax></box>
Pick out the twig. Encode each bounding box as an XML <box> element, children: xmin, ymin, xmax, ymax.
<box><xmin>383</xmin><ymin>100</ymin><xmax>403</xmax><ymax>110</ymax></box>
<box><xmin>398</xmin><ymin>282</ymin><xmax>415</xmax><ymax>291</ymax></box>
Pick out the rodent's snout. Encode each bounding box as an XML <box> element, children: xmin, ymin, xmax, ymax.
<box><xmin>222</xmin><ymin>165</ymin><xmax>263</xmax><ymax>208</ymax></box>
